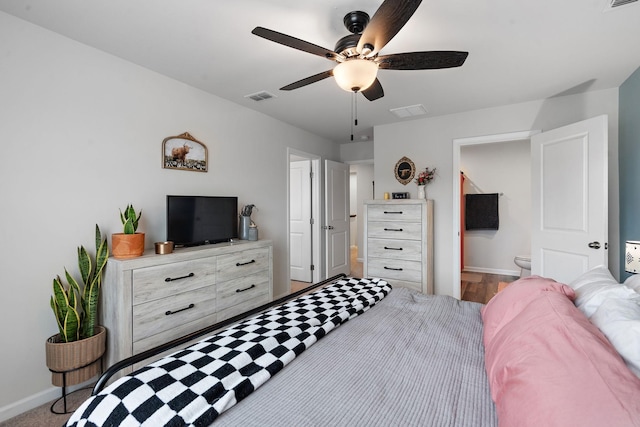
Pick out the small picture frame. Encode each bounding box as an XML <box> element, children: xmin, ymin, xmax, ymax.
<box><xmin>163</xmin><ymin>132</ymin><xmax>208</xmax><ymax>172</ymax></box>
<box><xmin>392</xmin><ymin>192</ymin><xmax>410</xmax><ymax>199</ymax></box>
<box><xmin>394</xmin><ymin>156</ymin><xmax>415</xmax><ymax>185</ymax></box>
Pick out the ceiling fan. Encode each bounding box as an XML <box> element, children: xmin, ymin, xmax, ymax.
<box><xmin>251</xmin><ymin>0</ymin><xmax>468</xmax><ymax>101</ymax></box>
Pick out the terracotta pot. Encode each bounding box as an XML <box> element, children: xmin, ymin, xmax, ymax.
<box><xmin>45</xmin><ymin>326</ymin><xmax>106</xmax><ymax>387</ymax></box>
<box><xmin>111</xmin><ymin>232</ymin><xmax>145</xmax><ymax>259</ymax></box>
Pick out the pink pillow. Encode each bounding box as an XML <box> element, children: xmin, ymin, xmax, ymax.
<box><xmin>485</xmin><ymin>289</ymin><xmax>640</xmax><ymax>427</ymax></box>
<box><xmin>481</xmin><ymin>276</ymin><xmax>575</xmax><ymax>346</ymax></box>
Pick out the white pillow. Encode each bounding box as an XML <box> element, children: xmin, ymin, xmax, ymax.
<box><xmin>568</xmin><ymin>266</ymin><xmax>640</xmax><ymax>318</ymax></box>
<box><xmin>591</xmin><ymin>297</ymin><xmax>640</xmax><ymax>379</ymax></box>
<box><xmin>624</xmin><ymin>274</ymin><xmax>640</xmax><ymax>294</ymax></box>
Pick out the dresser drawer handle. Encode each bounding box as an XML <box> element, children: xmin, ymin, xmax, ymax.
<box><xmin>383</xmin><ymin>211</ymin><xmax>403</xmax><ymax>214</ymax></box>
<box><xmin>384</xmin><ymin>266</ymin><xmax>404</xmax><ymax>271</ymax></box>
<box><xmin>384</xmin><ymin>228</ymin><xmax>403</xmax><ymax>232</ymax></box>
<box><xmin>384</xmin><ymin>246</ymin><xmax>403</xmax><ymax>251</ymax></box>
<box><xmin>236</xmin><ymin>259</ymin><xmax>256</xmax><ymax>267</ymax></box>
<box><xmin>164</xmin><ymin>272</ymin><xmax>195</xmax><ymax>282</ymax></box>
<box><xmin>165</xmin><ymin>303</ymin><xmax>195</xmax><ymax>316</ymax></box>
<box><xmin>236</xmin><ymin>284</ymin><xmax>256</xmax><ymax>293</ymax></box>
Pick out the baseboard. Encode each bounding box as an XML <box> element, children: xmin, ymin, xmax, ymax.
<box><xmin>0</xmin><ymin>381</ymin><xmax>92</xmax><ymax>422</ymax></box>
<box><xmin>463</xmin><ymin>266</ymin><xmax>520</xmax><ymax>277</ymax></box>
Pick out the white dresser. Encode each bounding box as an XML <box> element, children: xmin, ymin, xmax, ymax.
<box><xmin>363</xmin><ymin>200</ymin><xmax>433</xmax><ymax>294</ymax></box>
<box><xmin>100</xmin><ymin>239</ymin><xmax>272</xmax><ymax>370</ymax></box>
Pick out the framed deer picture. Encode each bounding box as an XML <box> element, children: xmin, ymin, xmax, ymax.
<box><xmin>162</xmin><ymin>132</ymin><xmax>208</xmax><ymax>172</ymax></box>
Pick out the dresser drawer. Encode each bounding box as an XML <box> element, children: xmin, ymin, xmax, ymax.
<box><xmin>132</xmin><ymin>285</ymin><xmax>216</xmax><ymax>342</ymax></box>
<box><xmin>366</xmin><ymin>258</ymin><xmax>422</xmax><ymax>283</ymax></box>
<box><xmin>366</xmin><ymin>204</ymin><xmax>422</xmax><ymax>222</ymax></box>
<box><xmin>217</xmin><ymin>293</ymin><xmax>270</xmax><ymax>322</ymax></box>
<box><xmin>367</xmin><ymin>238</ymin><xmax>422</xmax><ymax>261</ymax></box>
<box><xmin>217</xmin><ymin>247</ymin><xmax>270</xmax><ymax>282</ymax></box>
<box><xmin>217</xmin><ymin>273</ymin><xmax>271</xmax><ymax>311</ymax></box>
<box><xmin>367</xmin><ymin>221</ymin><xmax>422</xmax><ymax>240</ymax></box>
<box><xmin>133</xmin><ymin>258</ymin><xmax>216</xmax><ymax>305</ymax></box>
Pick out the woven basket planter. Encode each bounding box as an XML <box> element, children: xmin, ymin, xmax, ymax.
<box><xmin>45</xmin><ymin>326</ymin><xmax>106</xmax><ymax>387</ymax></box>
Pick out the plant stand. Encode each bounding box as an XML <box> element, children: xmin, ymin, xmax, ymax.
<box><xmin>45</xmin><ymin>326</ymin><xmax>106</xmax><ymax>414</ymax></box>
<box><xmin>48</xmin><ymin>355</ymin><xmax>103</xmax><ymax>414</ymax></box>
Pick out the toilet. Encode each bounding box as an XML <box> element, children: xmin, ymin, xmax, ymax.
<box><xmin>514</xmin><ymin>255</ymin><xmax>531</xmax><ymax>278</ymax></box>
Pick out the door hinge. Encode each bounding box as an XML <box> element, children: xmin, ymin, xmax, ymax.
<box><xmin>310</xmin><ymin>264</ymin><xmax>315</xmax><ymax>271</ymax></box>
<box><xmin>310</xmin><ymin>218</ymin><xmax>314</xmax><ymax>225</ymax></box>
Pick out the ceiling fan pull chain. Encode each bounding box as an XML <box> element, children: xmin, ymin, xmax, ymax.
<box><xmin>351</xmin><ymin>91</ymin><xmax>355</xmax><ymax>141</ymax></box>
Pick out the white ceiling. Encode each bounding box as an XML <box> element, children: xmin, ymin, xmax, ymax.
<box><xmin>1</xmin><ymin>0</ymin><xmax>639</xmax><ymax>143</ymax></box>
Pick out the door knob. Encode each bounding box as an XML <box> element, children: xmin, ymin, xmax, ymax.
<box><xmin>588</xmin><ymin>241</ymin><xmax>601</xmax><ymax>249</ymax></box>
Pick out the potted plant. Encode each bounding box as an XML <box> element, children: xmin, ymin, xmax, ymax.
<box><xmin>46</xmin><ymin>225</ymin><xmax>109</xmax><ymax>387</ymax></box>
<box><xmin>111</xmin><ymin>204</ymin><xmax>145</xmax><ymax>259</ymax></box>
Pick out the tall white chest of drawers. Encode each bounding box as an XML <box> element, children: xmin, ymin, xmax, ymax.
<box><xmin>100</xmin><ymin>239</ymin><xmax>272</xmax><ymax>370</ymax></box>
<box><xmin>363</xmin><ymin>200</ymin><xmax>433</xmax><ymax>294</ymax></box>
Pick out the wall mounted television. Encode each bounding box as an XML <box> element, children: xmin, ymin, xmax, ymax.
<box><xmin>167</xmin><ymin>195</ymin><xmax>238</xmax><ymax>246</ymax></box>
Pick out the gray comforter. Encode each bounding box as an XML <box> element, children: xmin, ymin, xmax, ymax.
<box><xmin>214</xmin><ymin>286</ymin><xmax>497</xmax><ymax>426</ymax></box>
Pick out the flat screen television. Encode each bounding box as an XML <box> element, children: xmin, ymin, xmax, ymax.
<box><xmin>167</xmin><ymin>195</ymin><xmax>238</xmax><ymax>246</ymax></box>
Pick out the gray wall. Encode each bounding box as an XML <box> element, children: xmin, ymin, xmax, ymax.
<box><xmin>619</xmin><ymin>66</ymin><xmax>640</xmax><ymax>280</ymax></box>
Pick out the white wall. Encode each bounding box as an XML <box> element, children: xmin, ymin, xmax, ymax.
<box><xmin>374</xmin><ymin>89</ymin><xmax>620</xmax><ymax>296</ymax></box>
<box><xmin>0</xmin><ymin>12</ymin><xmax>340</xmax><ymax>417</ymax></box>
<box><xmin>461</xmin><ymin>140</ymin><xmax>531</xmax><ymax>275</ymax></box>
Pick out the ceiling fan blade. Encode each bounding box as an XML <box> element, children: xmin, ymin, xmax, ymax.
<box><xmin>361</xmin><ymin>78</ymin><xmax>384</xmax><ymax>101</ymax></box>
<box><xmin>280</xmin><ymin>70</ymin><xmax>334</xmax><ymax>91</ymax></box>
<box><xmin>377</xmin><ymin>51</ymin><xmax>468</xmax><ymax>70</ymax></box>
<box><xmin>252</xmin><ymin>27</ymin><xmax>340</xmax><ymax>60</ymax></box>
<box><xmin>357</xmin><ymin>0</ymin><xmax>423</xmax><ymax>57</ymax></box>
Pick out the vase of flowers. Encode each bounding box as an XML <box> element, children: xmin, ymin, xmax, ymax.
<box><xmin>415</xmin><ymin>167</ymin><xmax>436</xmax><ymax>199</ymax></box>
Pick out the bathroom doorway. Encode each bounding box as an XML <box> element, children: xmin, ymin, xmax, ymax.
<box><xmin>453</xmin><ymin>131</ymin><xmax>537</xmax><ymax>300</ymax></box>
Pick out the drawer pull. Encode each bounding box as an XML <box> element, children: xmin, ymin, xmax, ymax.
<box><xmin>384</xmin><ymin>266</ymin><xmax>404</xmax><ymax>271</ymax></box>
<box><xmin>384</xmin><ymin>228</ymin><xmax>403</xmax><ymax>232</ymax></box>
<box><xmin>236</xmin><ymin>284</ymin><xmax>256</xmax><ymax>293</ymax></box>
<box><xmin>384</xmin><ymin>246</ymin><xmax>403</xmax><ymax>251</ymax></box>
<box><xmin>236</xmin><ymin>259</ymin><xmax>256</xmax><ymax>267</ymax></box>
<box><xmin>164</xmin><ymin>272</ymin><xmax>195</xmax><ymax>282</ymax></box>
<box><xmin>383</xmin><ymin>211</ymin><xmax>403</xmax><ymax>214</ymax></box>
<box><xmin>165</xmin><ymin>303</ymin><xmax>195</xmax><ymax>316</ymax></box>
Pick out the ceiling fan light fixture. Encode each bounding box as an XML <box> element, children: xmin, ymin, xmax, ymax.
<box><xmin>333</xmin><ymin>59</ymin><xmax>378</xmax><ymax>92</ymax></box>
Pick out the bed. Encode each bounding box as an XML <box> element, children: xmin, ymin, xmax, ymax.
<box><xmin>66</xmin><ymin>271</ymin><xmax>640</xmax><ymax>427</ymax></box>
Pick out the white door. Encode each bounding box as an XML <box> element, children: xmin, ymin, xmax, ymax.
<box><xmin>290</xmin><ymin>160</ymin><xmax>312</xmax><ymax>282</ymax></box>
<box><xmin>531</xmin><ymin>115</ymin><xmax>608</xmax><ymax>284</ymax></box>
<box><xmin>325</xmin><ymin>160</ymin><xmax>350</xmax><ymax>278</ymax></box>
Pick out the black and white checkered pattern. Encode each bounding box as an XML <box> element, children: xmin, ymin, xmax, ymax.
<box><xmin>66</xmin><ymin>277</ymin><xmax>391</xmax><ymax>427</ymax></box>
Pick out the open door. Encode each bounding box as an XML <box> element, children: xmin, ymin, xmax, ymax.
<box><xmin>531</xmin><ymin>115</ymin><xmax>608</xmax><ymax>284</ymax></box>
<box><xmin>290</xmin><ymin>159</ymin><xmax>312</xmax><ymax>282</ymax></box>
<box><xmin>324</xmin><ymin>160</ymin><xmax>350</xmax><ymax>278</ymax></box>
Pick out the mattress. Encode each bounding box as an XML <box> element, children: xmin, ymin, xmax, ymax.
<box><xmin>214</xmin><ymin>286</ymin><xmax>497</xmax><ymax>426</ymax></box>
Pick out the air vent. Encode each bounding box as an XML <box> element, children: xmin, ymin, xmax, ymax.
<box><xmin>605</xmin><ymin>0</ymin><xmax>637</xmax><ymax>9</ymax></box>
<box><xmin>390</xmin><ymin>104</ymin><xmax>428</xmax><ymax>119</ymax></box>
<box><xmin>245</xmin><ymin>91</ymin><xmax>277</xmax><ymax>102</ymax></box>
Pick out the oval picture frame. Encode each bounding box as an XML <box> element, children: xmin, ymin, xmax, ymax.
<box><xmin>162</xmin><ymin>132</ymin><xmax>208</xmax><ymax>172</ymax></box>
<box><xmin>394</xmin><ymin>156</ymin><xmax>415</xmax><ymax>185</ymax></box>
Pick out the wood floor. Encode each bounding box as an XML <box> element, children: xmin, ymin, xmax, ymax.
<box><xmin>461</xmin><ymin>272</ymin><xmax>519</xmax><ymax>304</ymax></box>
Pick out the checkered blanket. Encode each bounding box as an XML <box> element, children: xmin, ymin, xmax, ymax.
<box><xmin>66</xmin><ymin>277</ymin><xmax>391</xmax><ymax>427</ymax></box>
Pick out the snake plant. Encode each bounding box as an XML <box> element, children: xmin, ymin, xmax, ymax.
<box><xmin>50</xmin><ymin>225</ymin><xmax>109</xmax><ymax>342</ymax></box>
<box><xmin>119</xmin><ymin>204</ymin><xmax>142</xmax><ymax>234</ymax></box>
